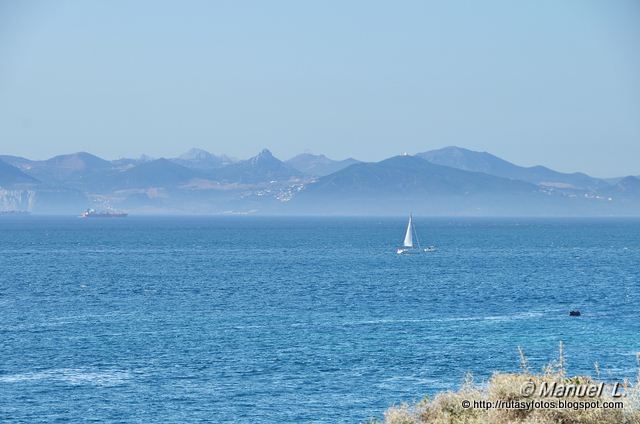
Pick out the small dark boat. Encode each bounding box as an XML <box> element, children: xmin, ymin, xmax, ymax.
<box><xmin>569</xmin><ymin>310</ymin><xmax>581</xmax><ymax>317</ymax></box>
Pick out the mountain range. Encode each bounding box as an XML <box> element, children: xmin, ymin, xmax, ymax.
<box><xmin>286</xmin><ymin>154</ymin><xmax>361</xmax><ymax>177</ymax></box>
<box><xmin>416</xmin><ymin>147</ymin><xmax>606</xmax><ymax>190</ymax></box>
<box><xmin>0</xmin><ymin>146</ymin><xmax>638</xmax><ymax>215</ymax></box>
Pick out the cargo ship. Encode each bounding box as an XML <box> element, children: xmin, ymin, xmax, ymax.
<box><xmin>0</xmin><ymin>210</ymin><xmax>31</xmax><ymax>216</ymax></box>
<box><xmin>80</xmin><ymin>209</ymin><xmax>128</xmax><ymax>218</ymax></box>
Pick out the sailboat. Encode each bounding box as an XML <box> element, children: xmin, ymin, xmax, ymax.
<box><xmin>396</xmin><ymin>213</ymin><xmax>436</xmax><ymax>254</ymax></box>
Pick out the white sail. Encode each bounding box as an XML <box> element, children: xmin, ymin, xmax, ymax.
<box><xmin>403</xmin><ymin>215</ymin><xmax>413</xmax><ymax>247</ymax></box>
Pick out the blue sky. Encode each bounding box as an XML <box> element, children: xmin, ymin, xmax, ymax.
<box><xmin>0</xmin><ymin>0</ymin><xmax>639</xmax><ymax>177</ymax></box>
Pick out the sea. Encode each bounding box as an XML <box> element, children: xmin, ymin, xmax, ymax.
<box><xmin>1</xmin><ymin>216</ymin><xmax>639</xmax><ymax>423</ymax></box>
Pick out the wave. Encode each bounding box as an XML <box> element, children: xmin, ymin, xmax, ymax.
<box><xmin>340</xmin><ymin>311</ymin><xmax>549</xmax><ymax>327</ymax></box>
<box><xmin>0</xmin><ymin>312</ymin><xmax>137</xmax><ymax>332</ymax></box>
<box><xmin>0</xmin><ymin>368</ymin><xmax>130</xmax><ymax>386</ymax></box>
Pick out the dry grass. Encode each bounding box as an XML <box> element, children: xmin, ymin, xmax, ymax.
<box><xmin>376</xmin><ymin>345</ymin><xmax>640</xmax><ymax>424</ymax></box>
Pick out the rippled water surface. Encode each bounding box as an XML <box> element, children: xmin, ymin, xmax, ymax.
<box><xmin>1</xmin><ymin>217</ymin><xmax>639</xmax><ymax>422</ymax></box>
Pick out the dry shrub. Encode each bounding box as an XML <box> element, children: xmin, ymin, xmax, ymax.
<box><xmin>381</xmin><ymin>345</ymin><xmax>640</xmax><ymax>424</ymax></box>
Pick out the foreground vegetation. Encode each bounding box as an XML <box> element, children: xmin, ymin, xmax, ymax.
<box><xmin>377</xmin><ymin>345</ymin><xmax>640</xmax><ymax>424</ymax></box>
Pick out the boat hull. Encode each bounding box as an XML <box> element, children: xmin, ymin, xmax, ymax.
<box><xmin>397</xmin><ymin>246</ymin><xmax>436</xmax><ymax>254</ymax></box>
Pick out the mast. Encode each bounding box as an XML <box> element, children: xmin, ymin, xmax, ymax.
<box><xmin>413</xmin><ymin>217</ymin><xmax>422</xmax><ymax>250</ymax></box>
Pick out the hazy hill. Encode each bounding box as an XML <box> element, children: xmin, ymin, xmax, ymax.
<box><xmin>0</xmin><ymin>147</ymin><xmax>636</xmax><ymax>215</ymax></box>
<box><xmin>290</xmin><ymin>155</ymin><xmax>553</xmax><ymax>214</ymax></box>
<box><xmin>606</xmin><ymin>175</ymin><xmax>640</xmax><ymax>184</ymax></box>
<box><xmin>171</xmin><ymin>148</ymin><xmax>234</xmax><ymax>171</ymax></box>
<box><xmin>604</xmin><ymin>176</ymin><xmax>640</xmax><ymax>203</ymax></box>
<box><xmin>112</xmin><ymin>155</ymin><xmax>155</xmax><ymax>170</ymax></box>
<box><xmin>0</xmin><ymin>159</ymin><xmax>39</xmax><ymax>186</ymax></box>
<box><xmin>303</xmin><ymin>154</ymin><xmax>536</xmax><ymax>195</ymax></box>
<box><xmin>0</xmin><ymin>152</ymin><xmax>114</xmax><ymax>187</ymax></box>
<box><xmin>111</xmin><ymin>158</ymin><xmax>200</xmax><ymax>189</ymax></box>
<box><xmin>417</xmin><ymin>146</ymin><xmax>606</xmax><ymax>190</ymax></box>
<box><xmin>616</xmin><ymin>176</ymin><xmax>640</xmax><ymax>192</ymax></box>
<box><xmin>45</xmin><ymin>152</ymin><xmax>111</xmax><ymax>170</ymax></box>
<box><xmin>286</xmin><ymin>153</ymin><xmax>360</xmax><ymax>177</ymax></box>
<box><xmin>209</xmin><ymin>149</ymin><xmax>303</xmax><ymax>184</ymax></box>
<box><xmin>0</xmin><ymin>155</ymin><xmax>36</xmax><ymax>170</ymax></box>
<box><xmin>35</xmin><ymin>152</ymin><xmax>112</xmax><ymax>182</ymax></box>
<box><xmin>0</xmin><ymin>158</ymin><xmax>88</xmax><ymax>213</ymax></box>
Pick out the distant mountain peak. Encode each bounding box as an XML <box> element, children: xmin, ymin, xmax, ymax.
<box><xmin>206</xmin><ymin>149</ymin><xmax>301</xmax><ymax>183</ymax></box>
<box><xmin>171</xmin><ymin>148</ymin><xmax>230</xmax><ymax>171</ymax></box>
<box><xmin>439</xmin><ymin>146</ymin><xmax>479</xmax><ymax>152</ymax></box>
<box><xmin>250</xmin><ymin>149</ymin><xmax>276</xmax><ymax>165</ymax></box>
<box><xmin>45</xmin><ymin>152</ymin><xmax>112</xmax><ymax>171</ymax></box>
<box><xmin>422</xmin><ymin>146</ymin><xmax>495</xmax><ymax>161</ymax></box>
<box><xmin>54</xmin><ymin>151</ymin><xmax>108</xmax><ymax>161</ymax></box>
<box><xmin>417</xmin><ymin>146</ymin><xmax>605</xmax><ymax>190</ymax></box>
<box><xmin>286</xmin><ymin>153</ymin><xmax>361</xmax><ymax>177</ymax></box>
<box><xmin>295</xmin><ymin>154</ymin><xmax>539</xmax><ymax>214</ymax></box>
<box><xmin>257</xmin><ymin>148</ymin><xmax>274</xmax><ymax>157</ymax></box>
<box><xmin>110</xmin><ymin>157</ymin><xmax>199</xmax><ymax>189</ymax></box>
<box><xmin>151</xmin><ymin>157</ymin><xmax>172</xmax><ymax>165</ymax></box>
<box><xmin>617</xmin><ymin>176</ymin><xmax>640</xmax><ymax>191</ymax></box>
<box><xmin>179</xmin><ymin>148</ymin><xmax>213</xmax><ymax>161</ymax></box>
<box><xmin>292</xmin><ymin>153</ymin><xmax>328</xmax><ymax>160</ymax></box>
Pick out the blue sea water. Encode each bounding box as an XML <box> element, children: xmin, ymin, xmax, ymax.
<box><xmin>1</xmin><ymin>216</ymin><xmax>639</xmax><ymax>423</ymax></box>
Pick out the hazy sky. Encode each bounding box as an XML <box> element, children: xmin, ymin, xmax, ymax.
<box><xmin>1</xmin><ymin>0</ymin><xmax>638</xmax><ymax>177</ymax></box>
